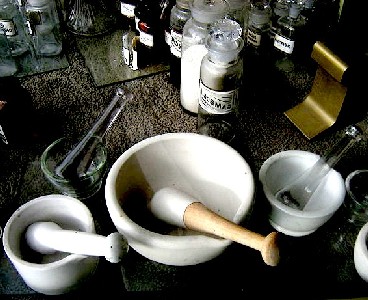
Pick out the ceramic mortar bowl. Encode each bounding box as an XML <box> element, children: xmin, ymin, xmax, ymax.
<box><xmin>2</xmin><ymin>194</ymin><xmax>99</xmax><ymax>295</ymax></box>
<box><xmin>259</xmin><ymin>150</ymin><xmax>346</xmax><ymax>237</ymax></box>
<box><xmin>354</xmin><ymin>221</ymin><xmax>368</xmax><ymax>282</ymax></box>
<box><xmin>105</xmin><ymin>133</ymin><xmax>255</xmax><ymax>266</ymax></box>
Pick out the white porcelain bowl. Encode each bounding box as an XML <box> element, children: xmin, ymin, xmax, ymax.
<box><xmin>354</xmin><ymin>221</ymin><xmax>368</xmax><ymax>282</ymax></box>
<box><xmin>2</xmin><ymin>195</ymin><xmax>99</xmax><ymax>295</ymax></box>
<box><xmin>105</xmin><ymin>133</ymin><xmax>255</xmax><ymax>266</ymax></box>
<box><xmin>259</xmin><ymin>150</ymin><xmax>346</xmax><ymax>237</ymax></box>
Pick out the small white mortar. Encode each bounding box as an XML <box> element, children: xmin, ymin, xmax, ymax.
<box><xmin>259</xmin><ymin>150</ymin><xmax>346</xmax><ymax>237</ymax></box>
<box><xmin>2</xmin><ymin>195</ymin><xmax>99</xmax><ymax>295</ymax></box>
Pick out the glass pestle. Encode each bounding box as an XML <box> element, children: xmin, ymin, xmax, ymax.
<box><xmin>275</xmin><ymin>125</ymin><xmax>364</xmax><ymax>210</ymax></box>
<box><xmin>54</xmin><ymin>86</ymin><xmax>133</xmax><ymax>179</ymax></box>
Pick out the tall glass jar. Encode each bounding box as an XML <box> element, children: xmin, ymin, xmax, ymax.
<box><xmin>25</xmin><ymin>0</ymin><xmax>62</xmax><ymax>56</ymax></box>
<box><xmin>245</xmin><ymin>0</ymin><xmax>272</xmax><ymax>56</ymax></box>
<box><xmin>0</xmin><ymin>0</ymin><xmax>29</xmax><ymax>57</ymax></box>
<box><xmin>197</xmin><ymin>18</ymin><xmax>244</xmax><ymax>144</ymax></box>
<box><xmin>168</xmin><ymin>0</ymin><xmax>192</xmax><ymax>87</ymax></box>
<box><xmin>180</xmin><ymin>0</ymin><xmax>228</xmax><ymax>115</ymax></box>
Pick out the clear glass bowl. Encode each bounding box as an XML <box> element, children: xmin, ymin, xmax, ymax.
<box><xmin>40</xmin><ymin>136</ymin><xmax>108</xmax><ymax>199</ymax></box>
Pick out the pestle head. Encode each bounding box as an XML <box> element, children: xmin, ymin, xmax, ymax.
<box><xmin>25</xmin><ymin>222</ymin><xmax>61</xmax><ymax>254</ymax></box>
<box><xmin>149</xmin><ymin>187</ymin><xmax>198</xmax><ymax>228</ymax></box>
<box><xmin>105</xmin><ymin>232</ymin><xmax>129</xmax><ymax>263</ymax></box>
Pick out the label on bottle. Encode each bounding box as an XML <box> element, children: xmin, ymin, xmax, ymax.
<box><xmin>199</xmin><ymin>81</ymin><xmax>238</xmax><ymax>114</ymax></box>
<box><xmin>170</xmin><ymin>30</ymin><xmax>182</xmax><ymax>58</ymax></box>
<box><xmin>0</xmin><ymin>20</ymin><xmax>17</xmax><ymax>37</ymax></box>
<box><xmin>274</xmin><ymin>34</ymin><xmax>294</xmax><ymax>54</ymax></box>
<box><xmin>247</xmin><ymin>28</ymin><xmax>261</xmax><ymax>47</ymax></box>
<box><xmin>120</xmin><ymin>3</ymin><xmax>135</xmax><ymax>18</ymax></box>
<box><xmin>139</xmin><ymin>31</ymin><xmax>153</xmax><ymax>48</ymax></box>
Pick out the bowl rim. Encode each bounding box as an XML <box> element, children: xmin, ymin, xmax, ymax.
<box><xmin>105</xmin><ymin>132</ymin><xmax>255</xmax><ymax>249</ymax></box>
<box><xmin>259</xmin><ymin>149</ymin><xmax>345</xmax><ymax>218</ymax></box>
<box><xmin>2</xmin><ymin>194</ymin><xmax>96</xmax><ymax>269</ymax></box>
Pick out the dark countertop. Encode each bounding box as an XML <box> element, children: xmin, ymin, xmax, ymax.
<box><xmin>2</xmin><ymin>24</ymin><xmax>368</xmax><ymax>298</ymax></box>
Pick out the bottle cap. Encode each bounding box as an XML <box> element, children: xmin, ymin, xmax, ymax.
<box><xmin>206</xmin><ymin>18</ymin><xmax>243</xmax><ymax>63</ymax></box>
<box><xmin>190</xmin><ymin>0</ymin><xmax>229</xmax><ymax>24</ymax></box>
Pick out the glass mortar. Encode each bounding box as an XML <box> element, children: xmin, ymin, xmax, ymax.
<box><xmin>40</xmin><ymin>136</ymin><xmax>107</xmax><ymax>200</ymax></box>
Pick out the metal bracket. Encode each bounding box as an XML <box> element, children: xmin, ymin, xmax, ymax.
<box><xmin>284</xmin><ymin>41</ymin><xmax>348</xmax><ymax>139</ymax></box>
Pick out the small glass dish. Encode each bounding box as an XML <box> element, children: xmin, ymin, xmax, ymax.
<box><xmin>41</xmin><ymin>136</ymin><xmax>107</xmax><ymax>200</ymax></box>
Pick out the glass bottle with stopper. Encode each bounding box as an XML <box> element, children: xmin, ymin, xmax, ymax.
<box><xmin>197</xmin><ymin>18</ymin><xmax>244</xmax><ymax>144</ymax></box>
<box><xmin>276</xmin><ymin>124</ymin><xmax>364</xmax><ymax>210</ymax></box>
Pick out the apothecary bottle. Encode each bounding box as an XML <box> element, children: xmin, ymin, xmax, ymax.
<box><xmin>272</xmin><ymin>0</ymin><xmax>306</xmax><ymax>70</ymax></box>
<box><xmin>0</xmin><ymin>0</ymin><xmax>29</xmax><ymax>56</ymax></box>
<box><xmin>120</xmin><ymin>0</ymin><xmax>138</xmax><ymax>68</ymax></box>
<box><xmin>168</xmin><ymin>0</ymin><xmax>192</xmax><ymax>87</ymax></box>
<box><xmin>245</xmin><ymin>0</ymin><xmax>272</xmax><ymax>55</ymax></box>
<box><xmin>25</xmin><ymin>0</ymin><xmax>62</xmax><ymax>57</ymax></box>
<box><xmin>133</xmin><ymin>0</ymin><xmax>168</xmax><ymax>68</ymax></box>
<box><xmin>0</xmin><ymin>31</ymin><xmax>18</xmax><ymax>77</ymax></box>
<box><xmin>226</xmin><ymin>0</ymin><xmax>251</xmax><ymax>37</ymax></box>
<box><xmin>269</xmin><ymin>0</ymin><xmax>289</xmax><ymax>39</ymax></box>
<box><xmin>180</xmin><ymin>0</ymin><xmax>228</xmax><ymax>114</ymax></box>
<box><xmin>198</xmin><ymin>18</ymin><xmax>244</xmax><ymax>144</ymax></box>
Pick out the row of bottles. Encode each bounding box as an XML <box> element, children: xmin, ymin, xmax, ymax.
<box><xmin>120</xmin><ymin>0</ymin><xmax>174</xmax><ymax>71</ymax></box>
<box><xmin>0</xmin><ymin>0</ymin><xmax>63</xmax><ymax>77</ymax></box>
<box><xmin>116</xmin><ymin>0</ymin><xmax>339</xmax><ymax>143</ymax></box>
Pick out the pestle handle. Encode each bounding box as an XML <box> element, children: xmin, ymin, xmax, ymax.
<box><xmin>25</xmin><ymin>222</ymin><xmax>128</xmax><ymax>263</ymax></box>
<box><xmin>150</xmin><ymin>187</ymin><xmax>279</xmax><ymax>266</ymax></box>
<box><xmin>184</xmin><ymin>202</ymin><xmax>279</xmax><ymax>266</ymax></box>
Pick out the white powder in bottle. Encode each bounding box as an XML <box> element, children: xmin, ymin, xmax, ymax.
<box><xmin>180</xmin><ymin>44</ymin><xmax>208</xmax><ymax>114</ymax></box>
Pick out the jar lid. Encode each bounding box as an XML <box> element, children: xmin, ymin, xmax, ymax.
<box><xmin>190</xmin><ymin>0</ymin><xmax>229</xmax><ymax>24</ymax></box>
<box><xmin>206</xmin><ymin>18</ymin><xmax>243</xmax><ymax>63</ymax></box>
<box><xmin>176</xmin><ymin>0</ymin><xmax>193</xmax><ymax>10</ymax></box>
<box><xmin>27</xmin><ymin>0</ymin><xmax>49</xmax><ymax>6</ymax></box>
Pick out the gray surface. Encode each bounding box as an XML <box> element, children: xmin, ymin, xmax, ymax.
<box><xmin>1</xmin><ymin>27</ymin><xmax>368</xmax><ymax>298</ymax></box>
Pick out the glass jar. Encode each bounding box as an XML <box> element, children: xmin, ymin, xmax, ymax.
<box><xmin>0</xmin><ymin>0</ymin><xmax>30</xmax><ymax>57</ymax></box>
<box><xmin>0</xmin><ymin>31</ymin><xmax>17</xmax><ymax>77</ymax></box>
<box><xmin>25</xmin><ymin>0</ymin><xmax>62</xmax><ymax>56</ymax></box>
<box><xmin>180</xmin><ymin>0</ymin><xmax>228</xmax><ymax>114</ymax></box>
<box><xmin>245</xmin><ymin>0</ymin><xmax>272</xmax><ymax>56</ymax></box>
<box><xmin>197</xmin><ymin>18</ymin><xmax>244</xmax><ymax>144</ymax></box>
<box><xmin>168</xmin><ymin>0</ymin><xmax>192</xmax><ymax>87</ymax></box>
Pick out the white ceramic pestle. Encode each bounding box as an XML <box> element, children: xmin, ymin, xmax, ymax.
<box><xmin>25</xmin><ymin>222</ymin><xmax>128</xmax><ymax>263</ymax></box>
<box><xmin>149</xmin><ymin>187</ymin><xmax>280</xmax><ymax>266</ymax></box>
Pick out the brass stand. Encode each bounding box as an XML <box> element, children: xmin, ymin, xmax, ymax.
<box><xmin>284</xmin><ymin>41</ymin><xmax>348</xmax><ymax>139</ymax></box>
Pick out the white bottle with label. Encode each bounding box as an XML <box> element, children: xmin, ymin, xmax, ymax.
<box><xmin>180</xmin><ymin>0</ymin><xmax>228</xmax><ymax>114</ymax></box>
<box><xmin>198</xmin><ymin>18</ymin><xmax>244</xmax><ymax>144</ymax></box>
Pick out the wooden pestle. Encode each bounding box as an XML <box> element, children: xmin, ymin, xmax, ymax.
<box><xmin>150</xmin><ymin>187</ymin><xmax>280</xmax><ymax>267</ymax></box>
